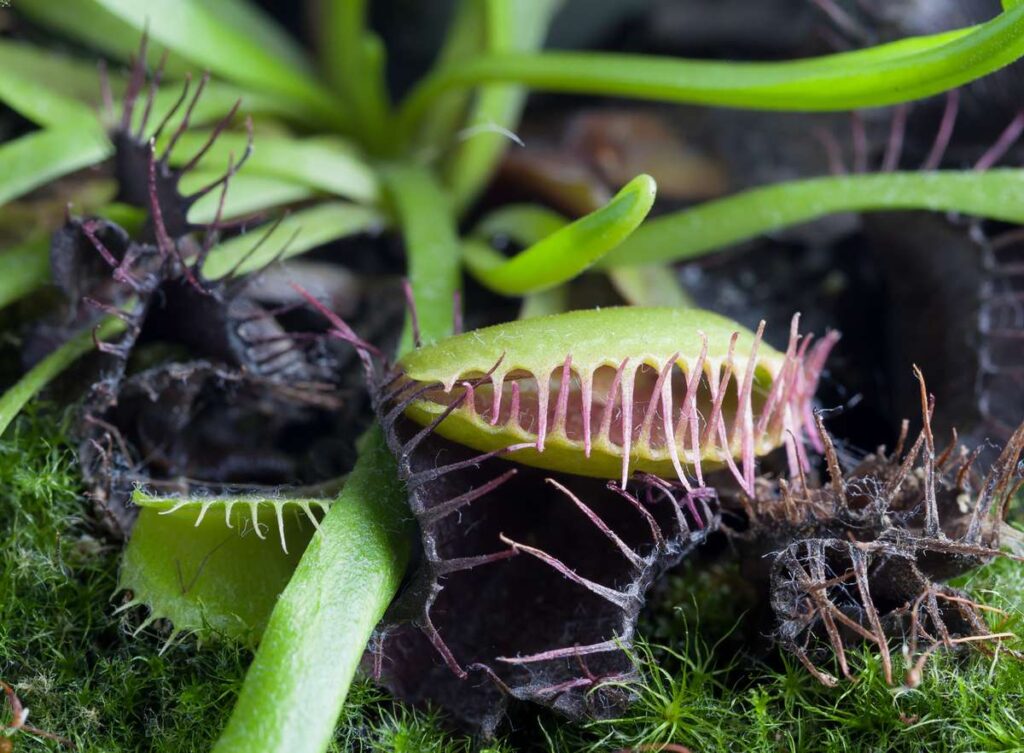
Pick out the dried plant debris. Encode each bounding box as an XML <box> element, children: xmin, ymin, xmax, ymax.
<box><xmin>81</xmin><ymin>359</ymin><xmax>347</xmax><ymax>532</ymax></box>
<box><xmin>371</xmin><ymin>415</ymin><xmax>719</xmax><ymax>734</ymax></box>
<box><xmin>30</xmin><ymin>36</ymin><xmax>253</xmax><ymax>366</ymax></box>
<box><xmin>730</xmin><ymin>372</ymin><xmax>1024</xmax><ymax>687</ymax></box>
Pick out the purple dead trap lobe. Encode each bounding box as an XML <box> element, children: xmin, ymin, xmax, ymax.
<box><xmin>371</xmin><ymin>413</ymin><xmax>720</xmax><ymax>733</ymax></box>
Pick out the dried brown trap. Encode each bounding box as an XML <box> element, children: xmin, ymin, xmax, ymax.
<box><xmin>731</xmin><ymin>369</ymin><xmax>1024</xmax><ymax>687</ymax></box>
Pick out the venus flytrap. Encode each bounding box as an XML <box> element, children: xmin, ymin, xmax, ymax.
<box><xmin>1</xmin><ymin>2</ymin><xmax>1024</xmax><ymax>751</ymax></box>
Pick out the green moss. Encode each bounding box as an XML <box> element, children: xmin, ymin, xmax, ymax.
<box><xmin>1</xmin><ymin>405</ymin><xmax>1022</xmax><ymax>751</ymax></box>
<box><xmin>548</xmin><ymin>556</ymin><xmax>1024</xmax><ymax>753</ymax></box>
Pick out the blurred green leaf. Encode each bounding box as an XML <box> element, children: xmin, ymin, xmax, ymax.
<box><xmin>0</xmin><ymin>126</ymin><xmax>112</xmax><ymax>208</ymax></box>
<box><xmin>203</xmin><ymin>0</ymin><xmax>313</xmax><ymax>76</ymax></box>
<box><xmin>143</xmin><ymin>79</ymin><xmax>307</xmax><ymax>132</ymax></box>
<box><xmin>89</xmin><ymin>0</ymin><xmax>347</xmax><ymax>130</ymax></box>
<box><xmin>608</xmin><ymin>265</ymin><xmax>693</xmax><ymax>307</ymax></box>
<box><xmin>0</xmin><ymin>40</ymin><xmax>116</xmax><ymax>111</ymax></box>
<box><xmin>0</xmin><ymin>65</ymin><xmax>99</xmax><ymax>128</ymax></box>
<box><xmin>599</xmin><ymin>170</ymin><xmax>1024</xmax><ymax>268</ymax></box>
<box><xmin>182</xmin><ymin>171</ymin><xmax>317</xmax><ymax>224</ymax></box>
<box><xmin>0</xmin><ymin>38</ymin><xmax>295</xmax><ymax>132</ymax></box>
<box><xmin>201</xmin><ymin>203</ymin><xmax>383</xmax><ymax>279</ymax></box>
<box><xmin>315</xmin><ymin>0</ymin><xmax>392</xmax><ymax>150</ymax></box>
<box><xmin>442</xmin><ymin>0</ymin><xmax>559</xmax><ymax>210</ymax></box>
<box><xmin>0</xmin><ymin>316</ymin><xmax>126</xmax><ymax>437</ymax></box>
<box><xmin>519</xmin><ymin>285</ymin><xmax>569</xmax><ymax>319</ymax></box>
<box><xmin>465</xmin><ymin>173</ymin><xmax>656</xmax><ymax>295</ymax></box>
<box><xmin>400</xmin><ymin>6</ymin><xmax>1024</xmax><ymax>132</ymax></box>
<box><xmin>412</xmin><ymin>0</ymin><xmax>489</xmax><ymax>154</ymax></box>
<box><xmin>170</xmin><ymin>131</ymin><xmax>379</xmax><ymax>204</ymax></box>
<box><xmin>0</xmin><ymin>236</ymin><xmax>51</xmax><ymax>311</ymax></box>
<box><xmin>473</xmin><ymin>203</ymin><xmax>568</xmax><ymax>243</ymax></box>
<box><xmin>16</xmin><ymin>0</ymin><xmax>196</xmax><ymax>76</ymax></box>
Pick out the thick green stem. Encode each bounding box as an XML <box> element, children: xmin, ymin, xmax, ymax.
<box><xmin>214</xmin><ymin>163</ymin><xmax>461</xmax><ymax>753</ymax></box>
<box><xmin>212</xmin><ymin>427</ymin><xmax>411</xmax><ymax>753</ymax></box>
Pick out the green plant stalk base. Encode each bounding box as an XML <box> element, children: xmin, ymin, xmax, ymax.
<box><xmin>212</xmin><ymin>428</ymin><xmax>412</xmax><ymax>753</ymax></box>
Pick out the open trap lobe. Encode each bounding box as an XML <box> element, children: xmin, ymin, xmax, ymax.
<box><xmin>80</xmin><ymin>359</ymin><xmax>350</xmax><ymax>535</ymax></box>
<box><xmin>396</xmin><ymin>310</ymin><xmax>838</xmax><ymax>495</ymax></box>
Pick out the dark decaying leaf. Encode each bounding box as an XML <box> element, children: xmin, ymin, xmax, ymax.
<box><xmin>26</xmin><ymin>45</ymin><xmax>248</xmax><ymax>369</ymax></box>
<box><xmin>729</xmin><ymin>387</ymin><xmax>1024</xmax><ymax>687</ymax></box>
<box><xmin>367</xmin><ymin>393</ymin><xmax>720</xmax><ymax>734</ymax></box>
<box><xmin>80</xmin><ymin>358</ymin><xmax>347</xmax><ymax>538</ymax></box>
<box><xmin>14</xmin><ymin>42</ymin><xmax>370</xmax><ymax>537</ymax></box>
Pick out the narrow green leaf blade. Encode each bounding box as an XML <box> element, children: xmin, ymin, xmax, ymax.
<box><xmin>466</xmin><ymin>173</ymin><xmax>656</xmax><ymax>295</ymax></box>
<box><xmin>169</xmin><ymin>131</ymin><xmax>380</xmax><ymax>204</ymax></box>
<box><xmin>0</xmin><ymin>41</ymin><xmax>114</xmax><ymax>121</ymax></box>
<box><xmin>599</xmin><ymin>170</ymin><xmax>1024</xmax><ymax>268</ymax></box>
<box><xmin>381</xmin><ymin>164</ymin><xmax>462</xmax><ymax>353</ymax></box>
<box><xmin>400</xmin><ymin>7</ymin><xmax>1024</xmax><ymax>130</ymax></box>
<box><xmin>16</xmin><ymin>0</ymin><xmax>196</xmax><ymax>76</ymax></box>
<box><xmin>0</xmin><ymin>126</ymin><xmax>112</xmax><ymax>208</ymax></box>
<box><xmin>0</xmin><ymin>69</ymin><xmax>98</xmax><ymax>128</ymax></box>
<box><xmin>201</xmin><ymin>203</ymin><xmax>384</xmax><ymax>280</ymax></box>
<box><xmin>203</xmin><ymin>0</ymin><xmax>313</xmax><ymax>76</ymax></box>
<box><xmin>315</xmin><ymin>0</ymin><xmax>392</xmax><ymax>149</ymax></box>
<box><xmin>90</xmin><ymin>0</ymin><xmax>348</xmax><ymax>129</ymax></box>
<box><xmin>443</xmin><ymin>0</ymin><xmax>560</xmax><ymax>210</ymax></box>
<box><xmin>182</xmin><ymin>172</ymin><xmax>317</xmax><ymax>225</ymax></box>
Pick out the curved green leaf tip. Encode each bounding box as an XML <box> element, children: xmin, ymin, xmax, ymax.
<box><xmin>464</xmin><ymin>173</ymin><xmax>656</xmax><ymax>295</ymax></box>
<box><xmin>118</xmin><ymin>492</ymin><xmax>332</xmax><ymax>646</ymax></box>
